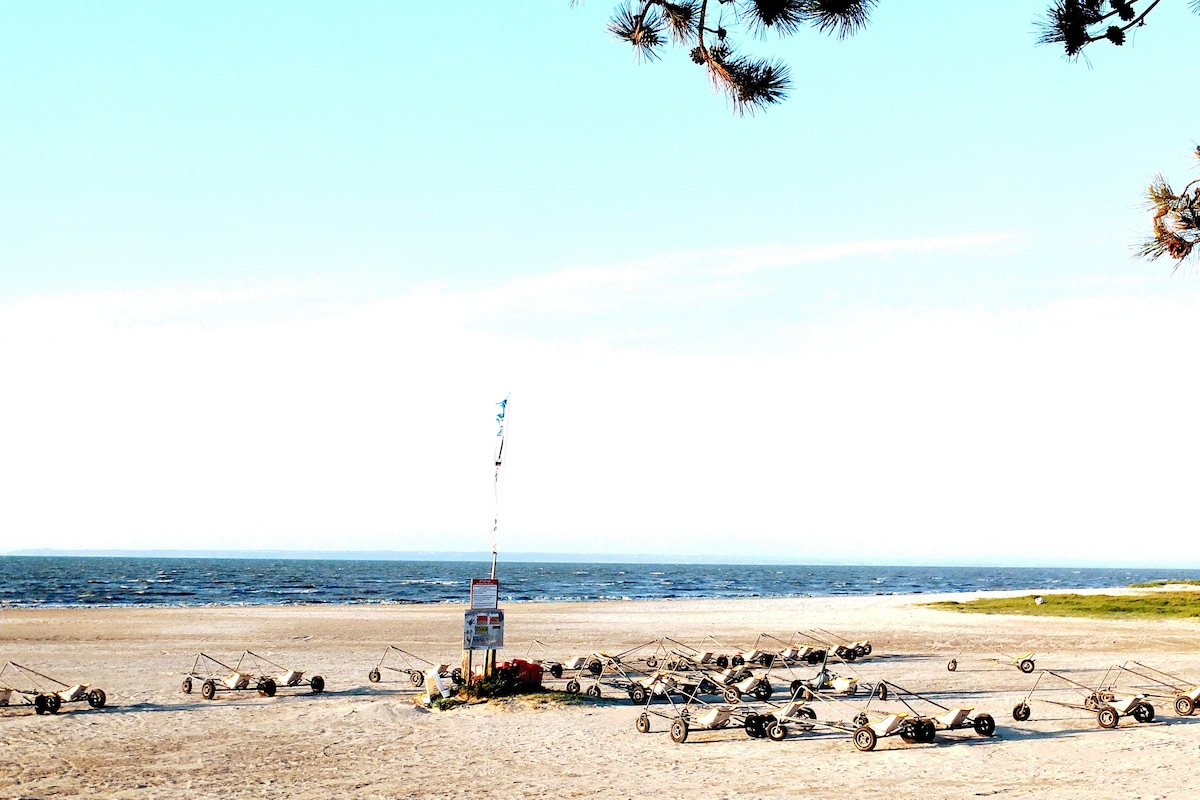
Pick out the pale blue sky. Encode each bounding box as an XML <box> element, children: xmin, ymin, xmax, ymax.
<box><xmin>2</xmin><ymin>3</ymin><xmax>1199</xmax><ymax>565</ymax></box>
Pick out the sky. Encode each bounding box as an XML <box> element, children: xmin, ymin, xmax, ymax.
<box><xmin>2</xmin><ymin>2</ymin><xmax>1199</xmax><ymax>567</ymax></box>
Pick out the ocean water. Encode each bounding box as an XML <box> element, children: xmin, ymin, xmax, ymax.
<box><xmin>0</xmin><ymin>556</ymin><xmax>1197</xmax><ymax>609</ymax></box>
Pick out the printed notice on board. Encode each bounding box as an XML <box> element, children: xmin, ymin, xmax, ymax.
<box><xmin>463</xmin><ymin>609</ymin><xmax>504</xmax><ymax>649</ymax></box>
<box><xmin>469</xmin><ymin>578</ymin><xmax>499</xmax><ymax>610</ymax></box>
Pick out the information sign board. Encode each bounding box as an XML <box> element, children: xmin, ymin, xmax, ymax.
<box><xmin>463</xmin><ymin>609</ymin><xmax>504</xmax><ymax>650</ymax></box>
<box><xmin>470</xmin><ymin>578</ymin><xmax>499</xmax><ymax>610</ymax></box>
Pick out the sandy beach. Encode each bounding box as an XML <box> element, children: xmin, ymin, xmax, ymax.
<box><xmin>2</xmin><ymin>592</ymin><xmax>1199</xmax><ymax>799</ymax></box>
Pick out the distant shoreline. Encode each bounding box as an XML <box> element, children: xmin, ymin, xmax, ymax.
<box><xmin>2</xmin><ymin>550</ymin><xmax>1193</xmax><ymax>570</ymax></box>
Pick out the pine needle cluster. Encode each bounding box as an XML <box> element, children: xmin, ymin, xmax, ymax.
<box><xmin>1138</xmin><ymin>147</ymin><xmax>1200</xmax><ymax>271</ymax></box>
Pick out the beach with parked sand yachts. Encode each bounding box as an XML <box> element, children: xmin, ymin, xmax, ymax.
<box><xmin>2</xmin><ymin>589</ymin><xmax>1200</xmax><ymax>798</ymax></box>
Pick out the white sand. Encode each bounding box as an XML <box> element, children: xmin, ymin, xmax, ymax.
<box><xmin>1</xmin><ymin>593</ymin><xmax>1199</xmax><ymax>798</ymax></box>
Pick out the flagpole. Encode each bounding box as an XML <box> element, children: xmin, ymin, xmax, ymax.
<box><xmin>490</xmin><ymin>394</ymin><xmax>508</xmax><ymax>581</ymax></box>
<box><xmin>485</xmin><ymin>394</ymin><xmax>508</xmax><ymax>677</ymax></box>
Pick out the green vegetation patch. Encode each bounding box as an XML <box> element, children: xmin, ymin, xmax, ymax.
<box><xmin>1128</xmin><ymin>579</ymin><xmax>1200</xmax><ymax>588</ymax></box>
<box><xmin>925</xmin><ymin>592</ymin><xmax>1200</xmax><ymax>619</ymax></box>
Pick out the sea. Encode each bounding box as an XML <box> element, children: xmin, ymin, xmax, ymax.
<box><xmin>1</xmin><ymin>556</ymin><xmax>1197</xmax><ymax>609</ymax></box>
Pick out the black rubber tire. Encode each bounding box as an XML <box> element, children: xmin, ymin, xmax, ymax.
<box><xmin>947</xmin><ymin>659</ymin><xmax>957</xmax><ymax>672</ymax></box>
<box><xmin>670</xmin><ymin>718</ymin><xmax>689</xmax><ymax>744</ymax></box>
<box><xmin>744</xmin><ymin>714</ymin><xmax>765</xmax><ymax>738</ymax></box>
<box><xmin>853</xmin><ymin>646</ymin><xmax>868</xmax><ymax>659</ymax></box>
<box><xmin>790</xmin><ymin>679</ymin><xmax>805</xmax><ymax>697</ymax></box>
<box><xmin>182</xmin><ymin>677</ymin><xmax>193</xmax><ymax>694</ymax></box>
<box><xmin>310</xmin><ymin>675</ymin><xmax>325</xmax><ymax>694</ymax></box>
<box><xmin>368</xmin><ymin>668</ymin><xmax>381</xmax><ymax>683</ymax></box>
<box><xmin>259</xmin><ymin>679</ymin><xmax>277</xmax><ymax>698</ymax></box>
<box><xmin>636</xmin><ymin>713</ymin><xmax>650</xmax><ymax>733</ymax></box>
<box><xmin>1133</xmin><ymin>702</ymin><xmax>1155</xmax><ymax>723</ymax></box>
<box><xmin>45</xmin><ymin>693</ymin><xmax>61</xmax><ymax>713</ymax></box>
<box><xmin>732</xmin><ymin>655</ymin><xmax>745</xmax><ymax>667</ymax></box>
<box><xmin>565</xmin><ymin>680</ymin><xmax>580</xmax><ymax>694</ymax></box>
<box><xmin>752</xmin><ymin>680</ymin><xmax>772</xmax><ymax>701</ymax></box>
<box><xmin>724</xmin><ymin>687</ymin><xmax>740</xmax><ymax>704</ymax></box>
<box><xmin>587</xmin><ymin>659</ymin><xmax>602</xmax><ymax>676</ymax></box>
<box><xmin>766</xmin><ymin>720</ymin><xmax>787</xmax><ymax>741</ymax></box>
<box><xmin>549</xmin><ymin>664</ymin><xmax>563</xmax><ymax>679</ymax></box>
<box><xmin>88</xmin><ymin>689</ymin><xmax>107</xmax><ymax>709</ymax></box>
<box><xmin>410</xmin><ymin>671</ymin><xmax>424</xmax><ymax>686</ymax></box>
<box><xmin>876</xmin><ymin>683</ymin><xmax>888</xmax><ymax>701</ymax></box>
<box><xmin>853</xmin><ymin>726</ymin><xmax>877</xmax><ymax>752</ymax></box>
<box><xmin>761</xmin><ymin>653</ymin><xmax>776</xmax><ymax>668</ymax></box>
<box><xmin>645</xmin><ymin>658</ymin><xmax>657</xmax><ymax>669</ymax></box>
<box><xmin>1098</xmin><ymin>707</ymin><xmax>1119</xmax><ymax>728</ymax></box>
<box><xmin>807</xmin><ymin>651</ymin><xmax>824</xmax><ymax>665</ymax></box>
<box><xmin>920</xmin><ymin>720</ymin><xmax>936</xmax><ymax>743</ymax></box>
<box><xmin>1019</xmin><ymin>659</ymin><xmax>1035</xmax><ymax>674</ymax></box>
<box><xmin>1176</xmin><ymin>696</ymin><xmax>1195</xmax><ymax>716</ymax></box>
<box><xmin>900</xmin><ymin>725</ymin><xmax>917</xmax><ymax>744</ymax></box>
<box><xmin>853</xmin><ymin>712</ymin><xmax>869</xmax><ymax>728</ymax></box>
<box><xmin>973</xmin><ymin>713</ymin><xmax>996</xmax><ymax>737</ymax></box>
<box><xmin>202</xmin><ymin>680</ymin><xmax>216</xmax><ymax>700</ymax></box>
<box><xmin>450</xmin><ymin>669</ymin><xmax>462</xmax><ymax>685</ymax></box>
<box><xmin>1012</xmin><ymin>703</ymin><xmax>1030</xmax><ymax>721</ymax></box>
<box><xmin>863</xmin><ymin>644</ymin><xmax>872</xmax><ymax>656</ymax></box>
<box><xmin>586</xmin><ymin>685</ymin><xmax>601</xmax><ymax>698</ymax></box>
<box><xmin>629</xmin><ymin>685</ymin><xmax>648</xmax><ymax>704</ymax></box>
<box><xmin>34</xmin><ymin>694</ymin><xmax>47</xmax><ymax>715</ymax></box>
<box><xmin>715</xmin><ymin>655</ymin><xmax>728</xmax><ymax>669</ymax></box>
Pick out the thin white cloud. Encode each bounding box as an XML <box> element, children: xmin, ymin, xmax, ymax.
<box><xmin>4</xmin><ymin>241</ymin><xmax>1199</xmax><ymax>565</ymax></box>
<box><xmin>713</xmin><ymin>232</ymin><xmax>1023</xmax><ymax>275</ymax></box>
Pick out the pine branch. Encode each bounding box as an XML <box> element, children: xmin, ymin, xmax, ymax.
<box><xmin>1036</xmin><ymin>0</ymin><xmax>1162</xmax><ymax>59</ymax></box>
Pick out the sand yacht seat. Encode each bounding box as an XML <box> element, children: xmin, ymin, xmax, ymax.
<box><xmin>277</xmin><ymin>670</ymin><xmax>304</xmax><ymax>686</ymax></box>
<box><xmin>868</xmin><ymin>713</ymin><xmax>907</xmax><ymax>737</ymax></box>
<box><xmin>1108</xmin><ymin>694</ymin><xmax>1144</xmax><ymax>715</ymax></box>
<box><xmin>223</xmin><ymin>672</ymin><xmax>251</xmax><ymax>691</ymax></box>
<box><xmin>933</xmin><ymin>708</ymin><xmax>972</xmax><ymax>729</ymax></box>
<box><xmin>693</xmin><ymin>706</ymin><xmax>734</xmax><ymax>728</ymax></box>
<box><xmin>57</xmin><ymin>683</ymin><xmax>91</xmax><ymax>703</ymax></box>
<box><xmin>734</xmin><ymin>674</ymin><xmax>763</xmax><ymax>694</ymax></box>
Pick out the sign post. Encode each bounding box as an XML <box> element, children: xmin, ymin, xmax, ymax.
<box><xmin>462</xmin><ymin>578</ymin><xmax>503</xmax><ymax>681</ymax></box>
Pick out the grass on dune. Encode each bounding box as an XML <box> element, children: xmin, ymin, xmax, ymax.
<box><xmin>925</xmin><ymin>592</ymin><xmax>1200</xmax><ymax>619</ymax></box>
<box><xmin>1128</xmin><ymin>579</ymin><xmax>1200</xmax><ymax>588</ymax></box>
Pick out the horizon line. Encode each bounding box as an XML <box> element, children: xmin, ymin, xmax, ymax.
<box><xmin>3</xmin><ymin>548</ymin><xmax>1197</xmax><ymax>571</ymax></box>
